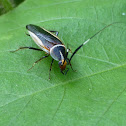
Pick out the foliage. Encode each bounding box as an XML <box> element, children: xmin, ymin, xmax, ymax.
<box><xmin>0</xmin><ymin>0</ymin><xmax>24</xmax><ymax>15</ymax></box>
<box><xmin>0</xmin><ymin>0</ymin><xmax>126</xmax><ymax>126</ymax></box>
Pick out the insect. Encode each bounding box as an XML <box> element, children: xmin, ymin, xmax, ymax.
<box><xmin>11</xmin><ymin>22</ymin><xmax>118</xmax><ymax>79</ymax></box>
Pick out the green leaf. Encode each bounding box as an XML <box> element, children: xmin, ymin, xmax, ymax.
<box><xmin>0</xmin><ymin>0</ymin><xmax>126</xmax><ymax>126</ymax></box>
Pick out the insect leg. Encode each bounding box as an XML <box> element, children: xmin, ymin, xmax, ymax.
<box><xmin>50</xmin><ymin>31</ymin><xmax>59</xmax><ymax>36</ymax></box>
<box><xmin>55</xmin><ymin>31</ymin><xmax>59</xmax><ymax>36</ymax></box>
<box><xmin>49</xmin><ymin>59</ymin><xmax>54</xmax><ymax>80</ymax></box>
<box><xmin>10</xmin><ymin>47</ymin><xmax>43</xmax><ymax>52</ymax></box>
<box><xmin>69</xmin><ymin>62</ymin><xmax>76</xmax><ymax>72</ymax></box>
<box><xmin>25</xmin><ymin>32</ymin><xmax>30</xmax><ymax>36</ymax></box>
<box><xmin>65</xmin><ymin>68</ymin><xmax>69</xmax><ymax>75</ymax></box>
<box><xmin>67</xmin><ymin>58</ymin><xmax>76</xmax><ymax>72</ymax></box>
<box><xmin>67</xmin><ymin>43</ymin><xmax>72</xmax><ymax>53</ymax></box>
<box><xmin>60</xmin><ymin>70</ymin><xmax>64</xmax><ymax>75</ymax></box>
<box><xmin>28</xmin><ymin>55</ymin><xmax>49</xmax><ymax>71</ymax></box>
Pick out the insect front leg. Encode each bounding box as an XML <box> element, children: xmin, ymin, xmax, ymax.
<box><xmin>65</xmin><ymin>68</ymin><xmax>69</xmax><ymax>75</ymax></box>
<box><xmin>28</xmin><ymin>55</ymin><xmax>49</xmax><ymax>71</ymax></box>
<box><xmin>67</xmin><ymin>58</ymin><xmax>76</xmax><ymax>72</ymax></box>
<box><xmin>69</xmin><ymin>62</ymin><xmax>77</xmax><ymax>72</ymax></box>
<box><xmin>10</xmin><ymin>47</ymin><xmax>43</xmax><ymax>53</ymax></box>
<box><xmin>60</xmin><ymin>70</ymin><xmax>64</xmax><ymax>75</ymax></box>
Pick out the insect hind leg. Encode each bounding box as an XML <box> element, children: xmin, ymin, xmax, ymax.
<box><xmin>10</xmin><ymin>47</ymin><xmax>43</xmax><ymax>53</ymax></box>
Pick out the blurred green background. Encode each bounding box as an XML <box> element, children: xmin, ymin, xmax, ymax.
<box><xmin>0</xmin><ymin>0</ymin><xmax>25</xmax><ymax>15</ymax></box>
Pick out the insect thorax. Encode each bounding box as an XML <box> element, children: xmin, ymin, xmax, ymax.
<box><xmin>50</xmin><ymin>45</ymin><xmax>66</xmax><ymax>61</ymax></box>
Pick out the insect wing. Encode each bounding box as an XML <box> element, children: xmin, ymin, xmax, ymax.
<box><xmin>26</xmin><ymin>24</ymin><xmax>63</xmax><ymax>53</ymax></box>
<box><xmin>27</xmin><ymin>30</ymin><xmax>50</xmax><ymax>53</ymax></box>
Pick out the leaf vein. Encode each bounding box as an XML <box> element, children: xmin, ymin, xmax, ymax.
<box><xmin>0</xmin><ymin>63</ymin><xmax>125</xmax><ymax>108</ymax></box>
<box><xmin>95</xmin><ymin>84</ymin><xmax>126</xmax><ymax>125</ymax></box>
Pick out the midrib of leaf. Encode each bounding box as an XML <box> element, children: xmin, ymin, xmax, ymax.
<box><xmin>0</xmin><ymin>62</ymin><xmax>125</xmax><ymax>108</ymax></box>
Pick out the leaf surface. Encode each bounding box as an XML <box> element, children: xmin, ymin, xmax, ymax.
<box><xmin>0</xmin><ymin>0</ymin><xmax>126</xmax><ymax>126</ymax></box>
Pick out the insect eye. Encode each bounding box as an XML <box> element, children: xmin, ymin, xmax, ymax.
<box><xmin>58</xmin><ymin>61</ymin><xmax>63</xmax><ymax>66</ymax></box>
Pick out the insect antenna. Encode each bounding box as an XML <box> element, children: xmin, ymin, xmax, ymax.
<box><xmin>69</xmin><ymin>22</ymin><xmax>121</xmax><ymax>62</ymax></box>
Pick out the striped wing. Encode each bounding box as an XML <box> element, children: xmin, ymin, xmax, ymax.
<box><xmin>26</xmin><ymin>24</ymin><xmax>63</xmax><ymax>53</ymax></box>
